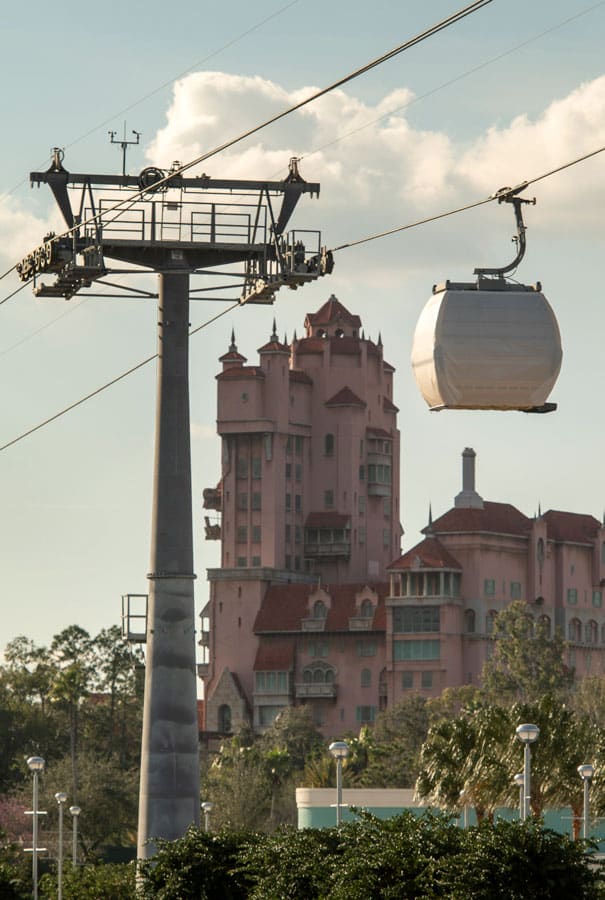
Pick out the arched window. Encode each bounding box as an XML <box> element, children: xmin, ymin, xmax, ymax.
<box><xmin>586</xmin><ymin>620</ymin><xmax>598</xmax><ymax>644</ymax></box>
<box><xmin>464</xmin><ymin>609</ymin><xmax>476</xmax><ymax>634</ymax></box>
<box><xmin>324</xmin><ymin>668</ymin><xmax>335</xmax><ymax>684</ymax></box>
<box><xmin>361</xmin><ymin>668</ymin><xmax>371</xmax><ymax>688</ymax></box>
<box><xmin>360</xmin><ymin>598</ymin><xmax>373</xmax><ymax>619</ymax></box>
<box><xmin>313</xmin><ymin>668</ymin><xmax>324</xmax><ymax>683</ymax></box>
<box><xmin>313</xmin><ymin>600</ymin><xmax>327</xmax><ymax>619</ymax></box>
<box><xmin>485</xmin><ymin>610</ymin><xmax>497</xmax><ymax>635</ymax></box>
<box><xmin>568</xmin><ymin>618</ymin><xmax>582</xmax><ymax>642</ymax></box>
<box><xmin>537</xmin><ymin>538</ymin><xmax>545</xmax><ymax>562</ymax></box>
<box><xmin>218</xmin><ymin>704</ymin><xmax>232</xmax><ymax>733</ymax></box>
<box><xmin>324</xmin><ymin>433</ymin><xmax>335</xmax><ymax>456</ymax></box>
<box><xmin>537</xmin><ymin>615</ymin><xmax>551</xmax><ymax>637</ymax></box>
<box><xmin>303</xmin><ymin>669</ymin><xmax>313</xmax><ymax>684</ymax></box>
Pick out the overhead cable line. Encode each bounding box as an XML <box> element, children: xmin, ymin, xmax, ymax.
<box><xmin>0</xmin><ymin>301</ymin><xmax>240</xmax><ymax>452</ymax></box>
<box><xmin>3</xmin><ymin>136</ymin><xmax>605</xmax><ymax>452</ymax></box>
<box><xmin>0</xmin><ymin>0</ymin><xmax>493</xmax><ymax>285</ymax></box>
<box><xmin>0</xmin><ymin>0</ymin><xmax>302</xmax><ymax>204</ymax></box>
<box><xmin>300</xmin><ymin>0</ymin><xmax>605</xmax><ymax>161</ymax></box>
<box><xmin>332</xmin><ymin>142</ymin><xmax>605</xmax><ymax>252</ymax></box>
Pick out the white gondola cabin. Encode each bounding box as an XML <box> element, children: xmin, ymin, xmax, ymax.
<box><xmin>411</xmin><ymin>279</ymin><xmax>562</xmax><ymax>412</ymax></box>
<box><xmin>411</xmin><ymin>186</ymin><xmax>562</xmax><ymax>413</ymax></box>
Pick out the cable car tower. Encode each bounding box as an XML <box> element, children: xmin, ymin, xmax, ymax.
<box><xmin>412</xmin><ymin>184</ymin><xmax>562</xmax><ymax>413</ymax></box>
<box><xmin>17</xmin><ymin>149</ymin><xmax>332</xmax><ymax>859</ymax></box>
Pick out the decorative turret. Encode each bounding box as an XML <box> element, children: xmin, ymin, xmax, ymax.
<box><xmin>219</xmin><ymin>329</ymin><xmax>247</xmax><ymax>371</ymax></box>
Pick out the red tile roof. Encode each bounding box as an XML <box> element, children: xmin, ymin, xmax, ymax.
<box><xmin>254</xmin><ymin>582</ymin><xmax>388</xmax><ymax>633</ymax></box>
<box><xmin>326</xmin><ymin>387</ymin><xmax>366</xmax><ymax>407</ymax></box>
<box><xmin>305</xmin><ymin>512</ymin><xmax>351</xmax><ymax>529</ymax></box>
<box><xmin>428</xmin><ymin>501</ymin><xmax>532</xmax><ymax>537</ymax></box>
<box><xmin>253</xmin><ymin>639</ymin><xmax>295</xmax><ymax>670</ymax></box>
<box><xmin>543</xmin><ymin>510</ymin><xmax>601</xmax><ymax>544</ymax></box>
<box><xmin>216</xmin><ymin>366</ymin><xmax>266</xmax><ymax>381</ymax></box>
<box><xmin>306</xmin><ymin>296</ymin><xmax>362</xmax><ymax>329</ymax></box>
<box><xmin>258</xmin><ymin>339</ymin><xmax>290</xmax><ymax>354</ymax></box>
<box><xmin>295</xmin><ymin>337</ymin><xmax>326</xmax><ymax>354</ymax></box>
<box><xmin>219</xmin><ymin>350</ymin><xmax>247</xmax><ymax>363</ymax></box>
<box><xmin>389</xmin><ymin>536</ymin><xmax>462</xmax><ymax>571</ymax></box>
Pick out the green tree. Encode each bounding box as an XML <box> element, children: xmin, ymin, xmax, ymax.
<box><xmin>358</xmin><ymin>695</ymin><xmax>429</xmax><ymax>787</ymax></box>
<box><xmin>416</xmin><ymin>703</ymin><xmax>512</xmax><ymax>822</ymax></box>
<box><xmin>481</xmin><ymin>601</ymin><xmax>573</xmax><ymax>703</ymax></box>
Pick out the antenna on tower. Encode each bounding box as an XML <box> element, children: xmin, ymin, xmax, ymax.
<box><xmin>109</xmin><ymin>123</ymin><xmax>141</xmax><ymax>176</ymax></box>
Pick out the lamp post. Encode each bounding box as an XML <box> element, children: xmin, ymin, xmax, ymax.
<box><xmin>201</xmin><ymin>801</ymin><xmax>213</xmax><ymax>833</ymax></box>
<box><xmin>328</xmin><ymin>741</ymin><xmax>349</xmax><ymax>826</ymax></box>
<box><xmin>578</xmin><ymin>764</ymin><xmax>594</xmax><ymax>840</ymax></box>
<box><xmin>458</xmin><ymin>790</ymin><xmax>468</xmax><ymax>829</ymax></box>
<box><xmin>513</xmin><ymin>773</ymin><xmax>525</xmax><ymax>820</ymax></box>
<box><xmin>515</xmin><ymin>723</ymin><xmax>539</xmax><ymax>821</ymax></box>
<box><xmin>54</xmin><ymin>792</ymin><xmax>67</xmax><ymax>900</ymax></box>
<box><xmin>69</xmin><ymin>806</ymin><xmax>81</xmax><ymax>867</ymax></box>
<box><xmin>26</xmin><ymin>756</ymin><xmax>46</xmax><ymax>900</ymax></box>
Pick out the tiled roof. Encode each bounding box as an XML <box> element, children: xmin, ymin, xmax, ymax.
<box><xmin>428</xmin><ymin>501</ymin><xmax>532</xmax><ymax>537</ymax></box>
<box><xmin>216</xmin><ymin>366</ymin><xmax>266</xmax><ymax>381</ymax></box>
<box><xmin>289</xmin><ymin>369</ymin><xmax>313</xmax><ymax>385</ymax></box>
<box><xmin>254</xmin><ymin>582</ymin><xmax>388</xmax><ymax>633</ymax></box>
<box><xmin>389</xmin><ymin>536</ymin><xmax>463</xmax><ymax>571</ymax></box>
<box><xmin>306</xmin><ymin>296</ymin><xmax>362</xmax><ymax>328</ymax></box>
<box><xmin>305</xmin><ymin>512</ymin><xmax>351</xmax><ymax>528</ymax></box>
<box><xmin>258</xmin><ymin>339</ymin><xmax>290</xmax><ymax>354</ymax></box>
<box><xmin>295</xmin><ymin>337</ymin><xmax>325</xmax><ymax>354</ymax></box>
<box><xmin>253</xmin><ymin>639</ymin><xmax>295</xmax><ymax>670</ymax></box>
<box><xmin>326</xmin><ymin>387</ymin><xmax>366</xmax><ymax>407</ymax></box>
<box><xmin>543</xmin><ymin>510</ymin><xmax>601</xmax><ymax>544</ymax></box>
<box><xmin>383</xmin><ymin>360</ymin><xmax>396</xmax><ymax>373</ymax></box>
<box><xmin>218</xmin><ymin>350</ymin><xmax>247</xmax><ymax>363</ymax></box>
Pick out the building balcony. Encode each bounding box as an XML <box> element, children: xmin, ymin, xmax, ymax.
<box><xmin>303</xmin><ymin>541</ymin><xmax>350</xmax><ymax>559</ymax></box>
<box><xmin>199</xmin><ymin>630</ymin><xmax>210</xmax><ymax>648</ymax></box>
<box><xmin>295</xmin><ymin>683</ymin><xmax>337</xmax><ymax>699</ymax></box>
<box><xmin>367</xmin><ymin>483</ymin><xmax>391</xmax><ymax>497</ymax></box>
<box><xmin>301</xmin><ymin>618</ymin><xmax>326</xmax><ymax>631</ymax></box>
<box><xmin>203</xmin><ymin>487</ymin><xmax>222</xmax><ymax>511</ymax></box>
<box><xmin>348</xmin><ymin>616</ymin><xmax>373</xmax><ymax>631</ymax></box>
<box><xmin>197</xmin><ymin>663</ymin><xmax>210</xmax><ymax>679</ymax></box>
<box><xmin>204</xmin><ymin>516</ymin><xmax>221</xmax><ymax>540</ymax></box>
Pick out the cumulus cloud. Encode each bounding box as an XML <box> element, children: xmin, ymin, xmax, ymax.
<box><xmin>147</xmin><ymin>69</ymin><xmax>605</xmax><ymax>239</ymax></box>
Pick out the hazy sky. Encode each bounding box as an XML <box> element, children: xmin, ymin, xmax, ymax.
<box><xmin>1</xmin><ymin>0</ymin><xmax>605</xmax><ymax>651</ymax></box>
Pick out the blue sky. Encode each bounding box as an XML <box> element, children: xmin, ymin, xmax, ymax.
<box><xmin>1</xmin><ymin>0</ymin><xmax>605</xmax><ymax>650</ymax></box>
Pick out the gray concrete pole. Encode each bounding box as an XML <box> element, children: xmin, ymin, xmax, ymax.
<box><xmin>32</xmin><ymin>771</ymin><xmax>39</xmax><ymax>900</ymax></box>
<box><xmin>583</xmin><ymin>777</ymin><xmax>590</xmax><ymax>840</ymax></box>
<box><xmin>137</xmin><ymin>270</ymin><xmax>200</xmax><ymax>860</ymax></box>
<box><xmin>523</xmin><ymin>742</ymin><xmax>531</xmax><ymax>821</ymax></box>
<box><xmin>336</xmin><ymin>759</ymin><xmax>343</xmax><ymax>826</ymax></box>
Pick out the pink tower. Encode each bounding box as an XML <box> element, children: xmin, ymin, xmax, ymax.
<box><xmin>200</xmin><ymin>296</ymin><xmax>401</xmax><ymax>735</ymax></box>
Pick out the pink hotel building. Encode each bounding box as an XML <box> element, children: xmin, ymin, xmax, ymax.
<box><xmin>199</xmin><ymin>296</ymin><xmax>605</xmax><ymax>737</ymax></box>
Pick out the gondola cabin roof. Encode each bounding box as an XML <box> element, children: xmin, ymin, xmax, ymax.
<box><xmin>411</xmin><ymin>279</ymin><xmax>562</xmax><ymax>413</ymax></box>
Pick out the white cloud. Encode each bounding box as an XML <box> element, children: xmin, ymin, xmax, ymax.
<box><xmin>146</xmin><ymin>69</ymin><xmax>605</xmax><ymax>242</ymax></box>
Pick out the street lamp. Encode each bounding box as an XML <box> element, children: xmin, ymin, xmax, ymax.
<box><xmin>513</xmin><ymin>773</ymin><xmax>525</xmax><ymax>820</ymax></box>
<box><xmin>54</xmin><ymin>792</ymin><xmax>68</xmax><ymax>900</ymax></box>
<box><xmin>328</xmin><ymin>741</ymin><xmax>349</xmax><ymax>826</ymax></box>
<box><xmin>578</xmin><ymin>764</ymin><xmax>594</xmax><ymax>840</ymax></box>
<box><xmin>69</xmin><ymin>806</ymin><xmax>81</xmax><ymax>867</ymax></box>
<box><xmin>515</xmin><ymin>723</ymin><xmax>539</xmax><ymax>821</ymax></box>
<box><xmin>201</xmin><ymin>801</ymin><xmax>213</xmax><ymax>832</ymax></box>
<box><xmin>26</xmin><ymin>756</ymin><xmax>46</xmax><ymax>900</ymax></box>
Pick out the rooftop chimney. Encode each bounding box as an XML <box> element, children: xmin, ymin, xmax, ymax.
<box><xmin>454</xmin><ymin>447</ymin><xmax>484</xmax><ymax>509</ymax></box>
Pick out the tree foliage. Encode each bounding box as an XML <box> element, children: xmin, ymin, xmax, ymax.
<box><xmin>481</xmin><ymin>601</ymin><xmax>573</xmax><ymax>703</ymax></box>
